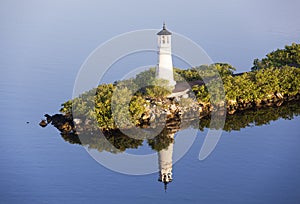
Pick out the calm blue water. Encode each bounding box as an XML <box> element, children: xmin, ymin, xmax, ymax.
<box><xmin>1</xmin><ymin>64</ymin><xmax>300</xmax><ymax>204</ymax></box>
<box><xmin>1</xmin><ymin>2</ymin><xmax>300</xmax><ymax>202</ymax></box>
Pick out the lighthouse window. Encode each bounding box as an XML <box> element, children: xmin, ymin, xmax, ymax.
<box><xmin>167</xmin><ymin>36</ymin><xmax>169</xmax><ymax>43</ymax></box>
<box><xmin>162</xmin><ymin>36</ymin><xmax>165</xmax><ymax>44</ymax></box>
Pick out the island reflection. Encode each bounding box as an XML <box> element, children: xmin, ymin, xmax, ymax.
<box><xmin>60</xmin><ymin>100</ymin><xmax>300</xmax><ymax>149</ymax></box>
<box><xmin>50</xmin><ymin>100</ymin><xmax>300</xmax><ymax>190</ymax></box>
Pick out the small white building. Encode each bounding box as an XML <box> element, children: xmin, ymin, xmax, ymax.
<box><xmin>156</xmin><ymin>23</ymin><xmax>176</xmax><ymax>86</ymax></box>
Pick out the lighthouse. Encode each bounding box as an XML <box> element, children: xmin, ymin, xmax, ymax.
<box><xmin>156</xmin><ymin>23</ymin><xmax>176</xmax><ymax>86</ymax></box>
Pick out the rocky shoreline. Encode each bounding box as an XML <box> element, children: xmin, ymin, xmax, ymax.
<box><xmin>226</xmin><ymin>92</ymin><xmax>300</xmax><ymax>114</ymax></box>
<box><xmin>40</xmin><ymin>92</ymin><xmax>300</xmax><ymax>134</ymax></box>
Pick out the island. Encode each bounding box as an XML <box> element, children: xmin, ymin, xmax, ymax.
<box><xmin>41</xmin><ymin>43</ymin><xmax>300</xmax><ymax>134</ymax></box>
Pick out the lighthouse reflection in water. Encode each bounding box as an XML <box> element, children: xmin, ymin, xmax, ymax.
<box><xmin>59</xmin><ymin>124</ymin><xmax>178</xmax><ymax>191</ymax></box>
<box><xmin>158</xmin><ymin>131</ymin><xmax>174</xmax><ymax>191</ymax></box>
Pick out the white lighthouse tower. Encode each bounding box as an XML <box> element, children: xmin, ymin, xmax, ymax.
<box><xmin>156</xmin><ymin>23</ymin><xmax>176</xmax><ymax>86</ymax></box>
<box><xmin>158</xmin><ymin>132</ymin><xmax>174</xmax><ymax>191</ymax></box>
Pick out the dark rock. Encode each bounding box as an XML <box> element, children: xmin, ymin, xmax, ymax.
<box><xmin>39</xmin><ymin>120</ymin><xmax>47</xmax><ymax>127</ymax></box>
<box><xmin>44</xmin><ymin>114</ymin><xmax>52</xmax><ymax>123</ymax></box>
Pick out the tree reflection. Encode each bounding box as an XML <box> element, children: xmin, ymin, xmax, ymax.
<box><xmin>58</xmin><ymin>101</ymin><xmax>300</xmax><ymax>153</ymax></box>
<box><xmin>197</xmin><ymin>100</ymin><xmax>300</xmax><ymax>131</ymax></box>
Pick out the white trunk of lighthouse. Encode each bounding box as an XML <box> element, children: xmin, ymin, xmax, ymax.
<box><xmin>156</xmin><ymin>23</ymin><xmax>176</xmax><ymax>86</ymax></box>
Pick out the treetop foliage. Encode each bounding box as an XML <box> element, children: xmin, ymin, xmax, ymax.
<box><xmin>252</xmin><ymin>43</ymin><xmax>300</xmax><ymax>70</ymax></box>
